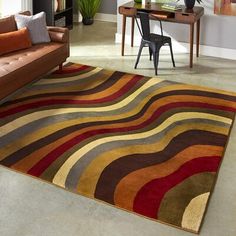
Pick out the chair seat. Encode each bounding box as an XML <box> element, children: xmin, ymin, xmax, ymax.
<box><xmin>149</xmin><ymin>33</ymin><xmax>171</xmax><ymax>44</ymax></box>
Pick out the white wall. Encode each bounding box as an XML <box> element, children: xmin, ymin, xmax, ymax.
<box><xmin>0</xmin><ymin>0</ymin><xmax>2</xmax><ymax>17</ymax></box>
<box><xmin>116</xmin><ymin>0</ymin><xmax>236</xmax><ymax>60</ymax></box>
<box><xmin>170</xmin><ymin>0</ymin><xmax>236</xmax><ymax>50</ymax></box>
<box><xmin>21</xmin><ymin>0</ymin><xmax>32</xmax><ymax>13</ymax></box>
<box><xmin>1</xmin><ymin>0</ymin><xmax>21</xmax><ymax>16</ymax></box>
<box><xmin>99</xmin><ymin>0</ymin><xmax>117</xmax><ymax>14</ymax></box>
<box><xmin>1</xmin><ymin>0</ymin><xmax>32</xmax><ymax>16</ymax></box>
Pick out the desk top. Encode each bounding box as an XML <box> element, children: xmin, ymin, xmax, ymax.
<box><xmin>120</xmin><ymin>1</ymin><xmax>204</xmax><ymax>16</ymax></box>
<box><xmin>119</xmin><ymin>1</ymin><xmax>204</xmax><ymax>24</ymax></box>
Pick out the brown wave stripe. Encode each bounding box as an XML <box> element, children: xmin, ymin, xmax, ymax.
<box><xmin>95</xmin><ymin>131</ymin><xmax>226</xmax><ymax>204</ymax></box>
<box><xmin>0</xmin><ymin>63</ymin><xmax>236</xmax><ymax>234</ymax></box>
<box><xmin>0</xmin><ymin>70</ymin><xmax>130</xmax><ymax>110</ymax></box>
<box><xmin>158</xmin><ymin>172</ymin><xmax>215</xmax><ymax>227</ymax></box>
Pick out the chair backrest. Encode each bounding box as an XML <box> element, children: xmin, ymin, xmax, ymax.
<box><xmin>136</xmin><ymin>11</ymin><xmax>164</xmax><ymax>41</ymax></box>
<box><xmin>137</xmin><ymin>11</ymin><xmax>151</xmax><ymax>41</ymax></box>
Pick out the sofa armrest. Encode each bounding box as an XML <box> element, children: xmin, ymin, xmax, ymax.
<box><xmin>47</xmin><ymin>26</ymin><xmax>69</xmax><ymax>43</ymax></box>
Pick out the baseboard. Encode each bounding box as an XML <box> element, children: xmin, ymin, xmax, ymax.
<box><xmin>192</xmin><ymin>44</ymin><xmax>236</xmax><ymax>61</ymax></box>
<box><xmin>73</xmin><ymin>14</ymin><xmax>82</xmax><ymax>23</ymax></box>
<box><xmin>73</xmin><ymin>13</ymin><xmax>117</xmax><ymax>23</ymax></box>
<box><xmin>115</xmin><ymin>33</ymin><xmax>236</xmax><ymax>60</ymax></box>
<box><xmin>94</xmin><ymin>13</ymin><xmax>117</xmax><ymax>23</ymax></box>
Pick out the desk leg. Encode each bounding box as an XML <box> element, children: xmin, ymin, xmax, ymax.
<box><xmin>190</xmin><ymin>23</ymin><xmax>194</xmax><ymax>68</ymax></box>
<box><xmin>196</xmin><ymin>19</ymin><xmax>200</xmax><ymax>57</ymax></box>
<box><xmin>131</xmin><ymin>16</ymin><xmax>135</xmax><ymax>47</ymax></box>
<box><xmin>121</xmin><ymin>15</ymin><xmax>127</xmax><ymax>56</ymax></box>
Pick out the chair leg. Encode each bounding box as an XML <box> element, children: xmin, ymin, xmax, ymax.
<box><xmin>153</xmin><ymin>51</ymin><xmax>160</xmax><ymax>76</ymax></box>
<box><xmin>169</xmin><ymin>42</ymin><xmax>175</xmax><ymax>67</ymax></box>
<box><xmin>149</xmin><ymin>47</ymin><xmax>152</xmax><ymax>61</ymax></box>
<box><xmin>134</xmin><ymin>43</ymin><xmax>144</xmax><ymax>69</ymax></box>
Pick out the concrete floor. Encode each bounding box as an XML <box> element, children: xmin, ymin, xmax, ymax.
<box><xmin>0</xmin><ymin>21</ymin><xmax>236</xmax><ymax>236</ymax></box>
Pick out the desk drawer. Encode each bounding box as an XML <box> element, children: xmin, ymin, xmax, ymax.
<box><xmin>119</xmin><ymin>7</ymin><xmax>137</xmax><ymax>16</ymax></box>
<box><xmin>175</xmin><ymin>13</ymin><xmax>195</xmax><ymax>23</ymax></box>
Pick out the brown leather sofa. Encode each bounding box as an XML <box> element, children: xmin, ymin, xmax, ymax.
<box><xmin>0</xmin><ymin>12</ymin><xmax>70</xmax><ymax>101</ymax></box>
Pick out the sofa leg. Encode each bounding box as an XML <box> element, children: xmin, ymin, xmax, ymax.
<box><xmin>59</xmin><ymin>63</ymin><xmax>63</xmax><ymax>72</ymax></box>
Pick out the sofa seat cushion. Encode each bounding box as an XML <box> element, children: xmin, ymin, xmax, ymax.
<box><xmin>0</xmin><ymin>42</ymin><xmax>68</xmax><ymax>100</ymax></box>
<box><xmin>0</xmin><ymin>42</ymin><xmax>66</xmax><ymax>79</ymax></box>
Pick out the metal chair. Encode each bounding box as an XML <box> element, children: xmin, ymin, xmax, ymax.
<box><xmin>134</xmin><ymin>11</ymin><xmax>175</xmax><ymax>75</ymax></box>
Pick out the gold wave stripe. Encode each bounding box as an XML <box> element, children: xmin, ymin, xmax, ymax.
<box><xmin>0</xmin><ymin>78</ymin><xmax>162</xmax><ymax>138</ymax></box>
<box><xmin>114</xmin><ymin>146</ymin><xmax>222</xmax><ymax>211</ymax></box>
<box><xmin>53</xmin><ymin>112</ymin><xmax>230</xmax><ymax>188</ymax></box>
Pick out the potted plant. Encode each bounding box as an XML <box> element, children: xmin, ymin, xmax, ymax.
<box><xmin>183</xmin><ymin>0</ymin><xmax>202</xmax><ymax>9</ymax></box>
<box><xmin>76</xmin><ymin>0</ymin><xmax>101</xmax><ymax>25</ymax></box>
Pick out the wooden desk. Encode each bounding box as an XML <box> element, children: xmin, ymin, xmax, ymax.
<box><xmin>119</xmin><ymin>2</ymin><xmax>204</xmax><ymax>68</ymax></box>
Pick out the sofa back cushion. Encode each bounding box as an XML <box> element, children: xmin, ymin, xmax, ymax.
<box><xmin>0</xmin><ymin>11</ymin><xmax>31</xmax><ymax>34</ymax></box>
<box><xmin>0</xmin><ymin>15</ymin><xmax>17</xmax><ymax>34</ymax></box>
<box><xmin>0</xmin><ymin>27</ymin><xmax>32</xmax><ymax>56</ymax></box>
<box><xmin>15</xmin><ymin>12</ymin><xmax>51</xmax><ymax>44</ymax></box>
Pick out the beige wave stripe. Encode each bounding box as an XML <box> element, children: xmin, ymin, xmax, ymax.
<box><xmin>52</xmin><ymin>112</ymin><xmax>231</xmax><ymax>188</ymax></box>
<box><xmin>76</xmin><ymin>134</ymin><xmax>225</xmax><ymax>197</ymax></box>
<box><xmin>113</xmin><ymin>145</ymin><xmax>222</xmax><ymax>211</ymax></box>
<box><xmin>170</xmin><ymin>83</ymin><xmax>236</xmax><ymax>97</ymax></box>
<box><xmin>1</xmin><ymin>97</ymin><xmax>234</xmax><ymax>161</ymax></box>
<box><xmin>37</xmin><ymin>64</ymin><xmax>236</xmax><ymax>97</ymax></box>
<box><xmin>14</xmin><ymin>69</ymin><xmax>113</xmax><ymax>100</ymax></box>
<box><xmin>36</xmin><ymin>67</ymin><xmax>103</xmax><ymax>85</ymax></box>
<box><xmin>1</xmin><ymin>79</ymin><xmax>234</xmax><ymax>138</ymax></box>
<box><xmin>0</xmin><ymin>89</ymin><xmax>170</xmax><ymax>158</ymax></box>
<box><xmin>0</xmin><ymin>78</ymin><xmax>162</xmax><ymax>138</ymax></box>
<box><xmin>181</xmin><ymin>192</ymin><xmax>210</xmax><ymax>232</ymax></box>
<box><xmin>0</xmin><ymin>88</ymin><xmax>164</xmax><ymax>158</ymax></box>
<box><xmin>2</xmin><ymin>86</ymin><xmax>231</xmax><ymax>158</ymax></box>
<box><xmin>12</xmin><ymin>73</ymin><xmax>137</xmax><ymax>107</ymax></box>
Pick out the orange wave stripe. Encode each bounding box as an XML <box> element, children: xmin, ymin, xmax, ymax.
<box><xmin>2</xmin><ymin>92</ymin><xmax>232</xmax><ymax>159</ymax></box>
<box><xmin>0</xmin><ymin>72</ymin><xmax>132</xmax><ymax>111</ymax></box>
<box><xmin>2</xmin><ymin>92</ymin><xmax>236</xmax><ymax>121</ymax></box>
<box><xmin>12</xmin><ymin>69</ymin><xmax>109</xmax><ymax>100</ymax></box>
<box><xmin>114</xmin><ymin>145</ymin><xmax>223</xmax><ymax>211</ymax></box>
<box><xmin>11</xmin><ymin>96</ymin><xmax>169</xmax><ymax>172</ymax></box>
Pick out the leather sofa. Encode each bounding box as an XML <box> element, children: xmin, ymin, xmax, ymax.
<box><xmin>0</xmin><ymin>12</ymin><xmax>70</xmax><ymax>101</ymax></box>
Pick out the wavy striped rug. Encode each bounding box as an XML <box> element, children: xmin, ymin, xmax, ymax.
<box><xmin>1</xmin><ymin>63</ymin><xmax>236</xmax><ymax>233</ymax></box>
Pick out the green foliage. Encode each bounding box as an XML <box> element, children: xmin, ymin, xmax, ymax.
<box><xmin>177</xmin><ymin>0</ymin><xmax>202</xmax><ymax>4</ymax></box>
<box><xmin>76</xmin><ymin>0</ymin><xmax>101</xmax><ymax>19</ymax></box>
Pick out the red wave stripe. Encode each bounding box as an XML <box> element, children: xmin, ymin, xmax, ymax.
<box><xmin>0</xmin><ymin>75</ymin><xmax>143</xmax><ymax>118</ymax></box>
<box><xmin>1</xmin><ymin>96</ymin><xmax>236</xmax><ymax>120</ymax></box>
<box><xmin>0</xmin><ymin>62</ymin><xmax>235</xmax><ymax>233</ymax></box>
<box><xmin>27</xmin><ymin>100</ymin><xmax>227</xmax><ymax>177</ymax></box>
<box><xmin>133</xmin><ymin>156</ymin><xmax>220</xmax><ymax>219</ymax></box>
<box><xmin>52</xmin><ymin>65</ymin><xmax>91</xmax><ymax>75</ymax></box>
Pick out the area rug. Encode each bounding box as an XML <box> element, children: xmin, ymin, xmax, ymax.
<box><xmin>0</xmin><ymin>63</ymin><xmax>236</xmax><ymax>233</ymax></box>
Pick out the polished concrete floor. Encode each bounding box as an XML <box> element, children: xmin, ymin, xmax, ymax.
<box><xmin>1</xmin><ymin>21</ymin><xmax>236</xmax><ymax>236</ymax></box>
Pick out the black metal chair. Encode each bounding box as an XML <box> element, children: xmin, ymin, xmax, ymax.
<box><xmin>134</xmin><ymin>11</ymin><xmax>175</xmax><ymax>75</ymax></box>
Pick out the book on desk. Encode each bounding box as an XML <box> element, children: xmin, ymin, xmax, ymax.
<box><xmin>161</xmin><ymin>2</ymin><xmax>182</xmax><ymax>11</ymax></box>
